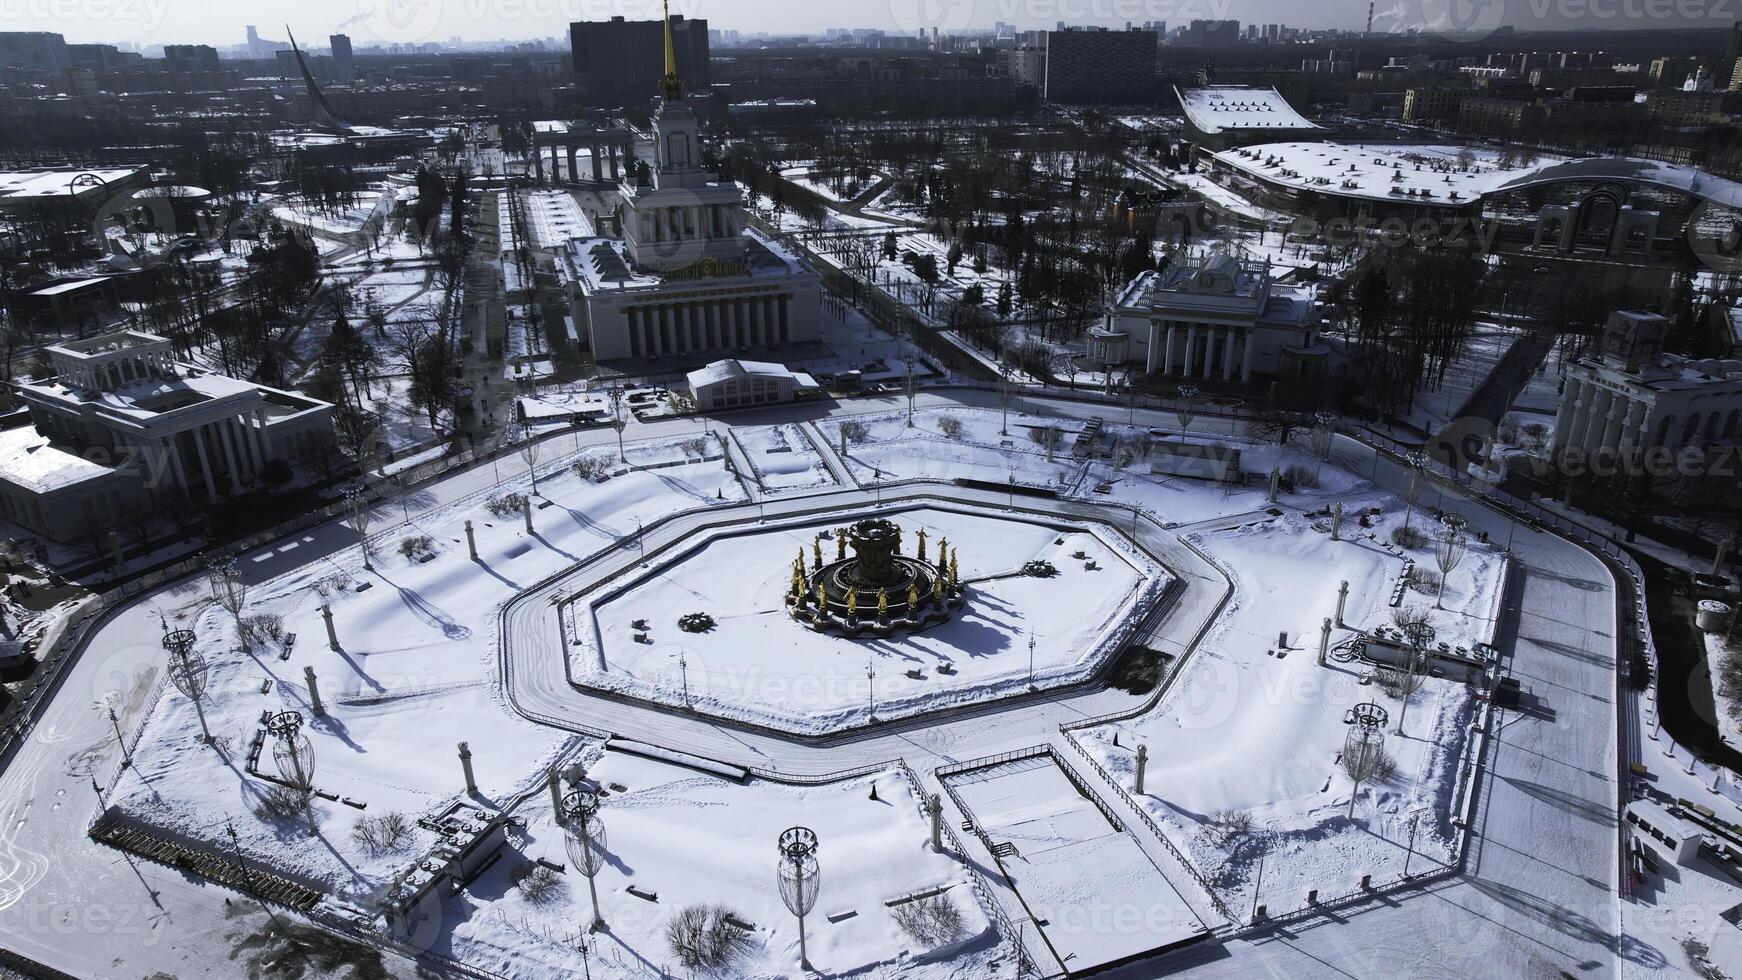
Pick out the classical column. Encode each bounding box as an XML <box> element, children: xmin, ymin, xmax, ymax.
<box><xmin>191</xmin><ymin>425</ymin><xmax>219</xmax><ymax>499</ymax></box>
<box><xmin>1581</xmin><ymin>388</ymin><xmax>1613</xmax><ymax>454</ymax></box>
<box><xmin>1553</xmin><ymin>379</ymin><xmax>1580</xmax><ymax>450</ymax></box>
<box><xmin>1184</xmin><ymin>327</ymin><xmax>1198</xmax><ymax>378</ymax></box>
<box><xmin>242</xmin><ymin>412</ymin><xmax>264</xmax><ymax>472</ymax></box>
<box><xmin>591</xmin><ymin>142</ymin><xmax>603</xmax><ymax>181</ymax></box>
<box><xmin>1222</xmin><ymin>327</ymin><xmax>1236</xmax><ymax>381</ymax></box>
<box><xmin>690</xmin><ymin>302</ymin><xmax>704</xmax><ymax>351</ymax></box>
<box><xmin>252</xmin><ymin>410</ymin><xmax>269</xmax><ymax>466</ymax></box>
<box><xmin>1241</xmin><ymin>331</ymin><xmax>1255</xmax><ymax>382</ymax></box>
<box><xmin>533</xmin><ymin>142</ymin><xmax>545</xmax><ymax>181</ymax></box>
<box><xmin>566</xmin><ymin>145</ymin><xmax>578</xmax><ymax>182</ymax></box>
<box><xmin>162</xmin><ymin>435</ymin><xmax>190</xmax><ymax>496</ymax></box>
<box><xmin>1602</xmin><ymin>396</ymin><xmax>1631</xmax><ymax>454</ymax></box>
<box><xmin>1563</xmin><ymin>381</ymin><xmax>1594</xmax><ymax>450</ymax></box>
<box><xmin>707</xmin><ymin>302</ymin><xmax>721</xmax><ymax>350</ymax></box>
<box><xmin>779</xmin><ymin>295</ymin><xmax>791</xmax><ymax>344</ymax></box>
<box><xmin>1203</xmin><ymin>327</ymin><xmax>1217</xmax><ymax>377</ymax></box>
<box><xmin>1163</xmin><ymin>323</ymin><xmax>1177</xmax><ymax>376</ymax></box>
<box><xmin>1618</xmin><ymin>399</ymin><xmax>1649</xmax><ymax>457</ymax></box>
<box><xmin>216</xmin><ymin>419</ymin><xmax>245</xmax><ymax>492</ymax></box>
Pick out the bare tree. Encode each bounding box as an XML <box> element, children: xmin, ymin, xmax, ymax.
<box><xmin>1401</xmin><ymin>452</ymin><xmax>1429</xmax><ymax>533</ymax></box>
<box><xmin>516</xmin><ymin>424</ymin><xmax>542</xmax><ymax>494</ymax></box>
<box><xmin>207</xmin><ymin>556</ymin><xmax>250</xmax><ymax>649</ymax></box>
<box><xmin>1342</xmin><ymin>740</ymin><xmax>1396</xmax><ymax>815</ymax></box>
<box><xmin>1434</xmin><ymin>517</ymin><xmax>1468</xmax><ymax>610</ymax></box>
<box><xmin>666</xmin><ymin>904</ymin><xmax>751</xmax><ymax>969</ymax></box>
<box><xmin>890</xmin><ymin>893</ymin><xmax>965</xmax><ymax>947</ymax></box>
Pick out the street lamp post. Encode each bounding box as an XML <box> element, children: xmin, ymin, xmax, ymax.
<box><xmin>108</xmin><ymin>705</ymin><xmax>131</xmax><ymax>769</ymax></box>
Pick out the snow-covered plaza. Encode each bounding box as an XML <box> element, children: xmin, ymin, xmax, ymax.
<box><xmin>572</xmin><ymin>501</ymin><xmax>1171</xmax><ymax>732</ymax></box>
<box><xmin>16</xmin><ymin>392</ymin><xmax>1637</xmax><ymax>980</ymax></box>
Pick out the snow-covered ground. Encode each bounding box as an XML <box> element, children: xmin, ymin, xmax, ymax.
<box><xmin>730</xmin><ymin>422</ymin><xmax>836</xmax><ymax>492</ymax></box>
<box><xmin>948</xmin><ymin>754</ymin><xmax>1205</xmax><ymax>971</ymax></box>
<box><xmin>103</xmin><ymin>433</ymin><xmax>750</xmax><ymax>903</ymax></box>
<box><xmin>443</xmin><ymin>750</ymin><xmax>998</xmax><ymax>978</ymax></box>
<box><xmin>571</xmin><ymin>504</ymin><xmax>1166</xmax><ymax>732</ymax></box>
<box><xmin>1077</xmin><ymin>492</ymin><xmax>1507</xmax><ymax>918</ymax></box>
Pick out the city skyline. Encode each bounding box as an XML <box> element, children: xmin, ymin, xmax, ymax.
<box><xmin>6</xmin><ymin>0</ymin><xmax>1729</xmax><ymax>50</ymax></box>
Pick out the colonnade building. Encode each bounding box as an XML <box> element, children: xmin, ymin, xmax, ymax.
<box><xmin>1096</xmin><ymin>253</ymin><xmax>1324</xmax><ymax>383</ymax></box>
<box><xmin>561</xmin><ymin>26</ymin><xmax>820</xmax><ymax>365</ymax></box>
<box><xmin>0</xmin><ymin>330</ymin><xmax>334</xmax><ymax>540</ymax></box>
<box><xmin>1553</xmin><ymin>310</ymin><xmax>1742</xmax><ymax>458</ymax></box>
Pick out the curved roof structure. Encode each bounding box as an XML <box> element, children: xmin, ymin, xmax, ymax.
<box><xmin>1489</xmin><ymin>156</ymin><xmax>1742</xmax><ymax>210</ymax></box>
<box><xmin>1210</xmin><ymin>141</ymin><xmax>1742</xmax><ymax>211</ymax></box>
<box><xmin>1177</xmin><ymin>85</ymin><xmax>1319</xmax><ymax>135</ymax></box>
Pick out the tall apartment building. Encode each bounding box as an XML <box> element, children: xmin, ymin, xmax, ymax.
<box><xmin>1043</xmin><ymin>27</ymin><xmax>1157</xmax><ymax>105</ymax></box>
<box><xmin>1181</xmin><ymin>20</ymin><xmax>1240</xmax><ymax>47</ymax></box>
<box><xmin>0</xmin><ymin>32</ymin><xmax>69</xmax><ymax>72</ymax></box>
<box><xmin>162</xmin><ymin>44</ymin><xmax>221</xmax><ymax>72</ymax></box>
<box><xmin>570</xmin><ymin>15</ymin><xmax>710</xmax><ymax>108</ymax></box>
<box><xmin>1008</xmin><ymin>46</ymin><xmax>1046</xmax><ymax>89</ymax></box>
<box><xmin>329</xmin><ymin>34</ymin><xmax>354</xmax><ymax>77</ymax></box>
<box><xmin>1402</xmin><ymin>87</ymin><xmax>1468</xmax><ymax>124</ymax></box>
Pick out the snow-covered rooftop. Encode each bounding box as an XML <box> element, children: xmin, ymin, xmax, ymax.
<box><xmin>519</xmin><ymin>189</ymin><xmax>593</xmax><ymax>250</ymax></box>
<box><xmin>686</xmin><ymin>358</ymin><xmax>811</xmax><ymax>388</ymax></box>
<box><xmin>1177</xmin><ymin>86</ymin><xmax>1318</xmax><ymax>135</ymax></box>
<box><xmin>565</xmin><ymin>226</ymin><xmax>811</xmax><ymax>294</ymax></box>
<box><xmin>0</xmin><ymin>168</ymin><xmax>144</xmax><ymax>202</ymax></box>
<box><xmin>1214</xmin><ymin>141</ymin><xmax>1742</xmax><ymax>210</ymax></box>
<box><xmin>1212</xmin><ymin>142</ymin><xmax>1539</xmax><ymax>206</ymax></box>
<box><xmin>0</xmin><ymin>425</ymin><xmax>125</xmax><ymax>492</ymax></box>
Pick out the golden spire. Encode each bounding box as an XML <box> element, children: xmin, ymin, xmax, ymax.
<box><xmin>657</xmin><ymin>0</ymin><xmax>685</xmax><ymax>100</ymax></box>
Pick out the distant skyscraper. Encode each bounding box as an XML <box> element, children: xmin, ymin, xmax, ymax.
<box><xmin>569</xmin><ymin>15</ymin><xmax>710</xmax><ymax>108</ymax></box>
<box><xmin>1725</xmin><ymin>20</ymin><xmax>1742</xmax><ymax>88</ymax></box>
<box><xmin>1043</xmin><ymin>28</ymin><xmax>1157</xmax><ymax>105</ymax></box>
<box><xmin>329</xmin><ymin>33</ymin><xmax>353</xmax><ymax>76</ymax></box>
<box><xmin>163</xmin><ymin>44</ymin><xmax>221</xmax><ymax>72</ymax></box>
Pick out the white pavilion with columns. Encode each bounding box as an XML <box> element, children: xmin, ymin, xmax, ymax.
<box><xmin>1</xmin><ymin>330</ymin><xmax>335</xmax><ymax>539</ymax></box>
<box><xmin>1553</xmin><ymin>310</ymin><xmax>1742</xmax><ymax>459</ymax></box>
<box><xmin>1099</xmin><ymin>253</ymin><xmax>1324</xmax><ymax>384</ymax></box>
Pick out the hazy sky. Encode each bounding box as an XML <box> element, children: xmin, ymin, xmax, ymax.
<box><xmin>10</xmin><ymin>0</ymin><xmax>1381</xmax><ymax>47</ymax></box>
<box><xmin>6</xmin><ymin>0</ymin><xmax>1728</xmax><ymax>48</ymax></box>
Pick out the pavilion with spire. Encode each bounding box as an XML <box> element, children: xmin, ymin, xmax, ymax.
<box><xmin>560</xmin><ymin>1</ymin><xmax>823</xmax><ymax>364</ymax></box>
